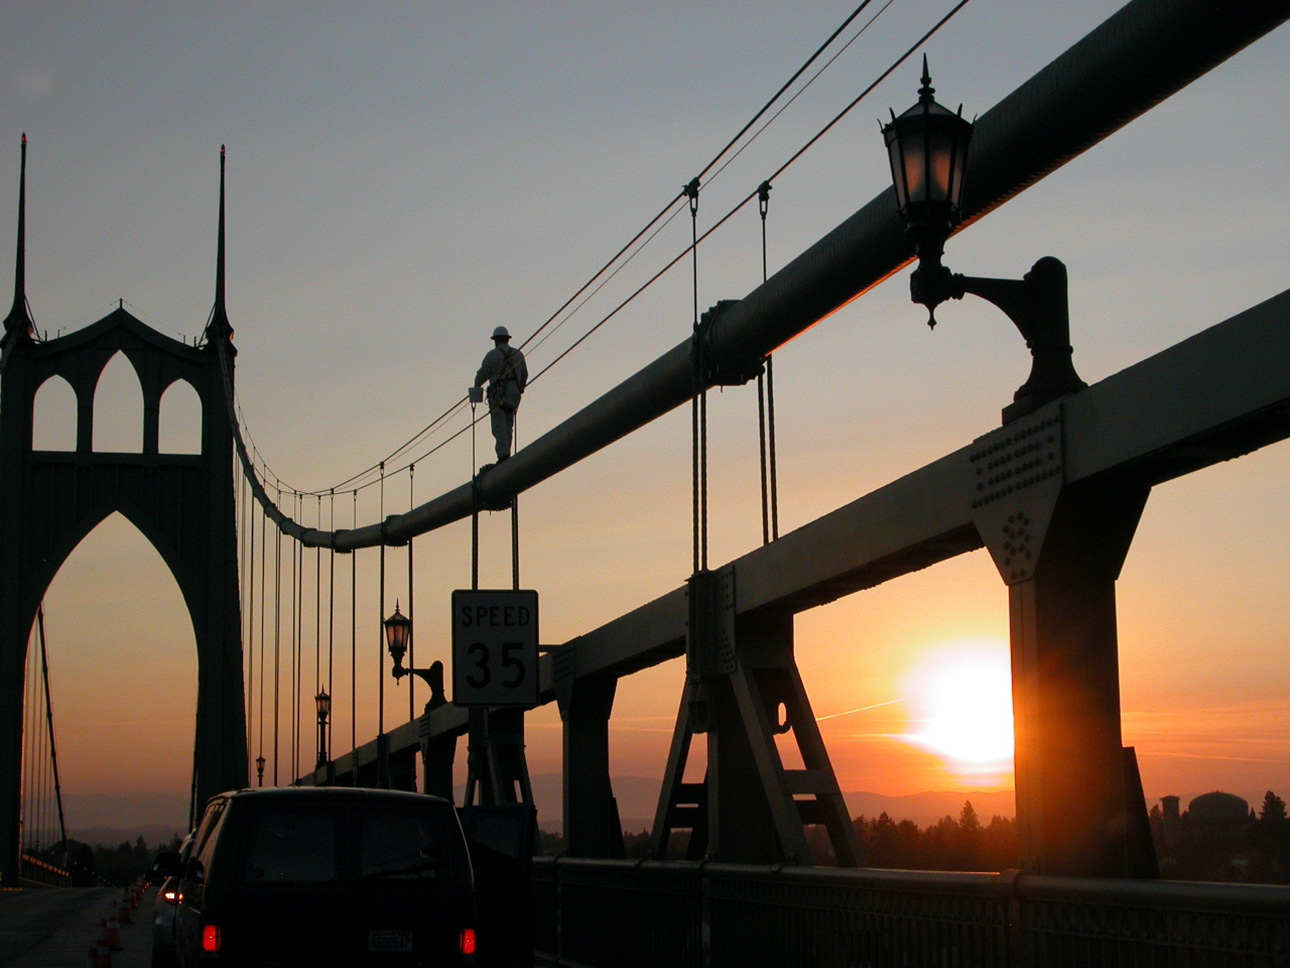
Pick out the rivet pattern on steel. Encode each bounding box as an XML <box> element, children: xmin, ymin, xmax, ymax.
<box><xmin>969</xmin><ymin>415</ymin><xmax>1062</xmax><ymax>509</ymax></box>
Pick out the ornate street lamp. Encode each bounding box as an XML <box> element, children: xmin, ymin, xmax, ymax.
<box><xmin>384</xmin><ymin>603</ymin><xmax>445</xmax><ymax>705</ymax></box>
<box><xmin>383</xmin><ymin>602</ymin><xmax>412</xmax><ymax>668</ymax></box>
<box><xmin>883</xmin><ymin>60</ymin><xmax>1086</xmax><ymax>423</ymax></box>
<box><xmin>255</xmin><ymin>755</ymin><xmax>265</xmax><ymax>788</ymax></box>
<box><xmin>315</xmin><ymin>688</ymin><xmax>331</xmax><ymax>769</ymax></box>
<box><xmin>883</xmin><ymin>54</ymin><xmax>973</xmax><ymax>311</ymax></box>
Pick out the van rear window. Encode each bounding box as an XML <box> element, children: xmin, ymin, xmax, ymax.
<box><xmin>357</xmin><ymin>808</ymin><xmax>458</xmax><ymax>881</ymax></box>
<box><xmin>242</xmin><ymin>810</ymin><xmax>337</xmax><ymax>884</ymax></box>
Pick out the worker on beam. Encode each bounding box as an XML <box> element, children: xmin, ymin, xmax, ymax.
<box><xmin>473</xmin><ymin>325</ymin><xmax>528</xmax><ymax>462</ymax></box>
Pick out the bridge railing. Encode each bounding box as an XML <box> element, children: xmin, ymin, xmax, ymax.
<box><xmin>532</xmin><ymin>857</ymin><xmax>1290</xmax><ymax>967</ymax></box>
<box><xmin>18</xmin><ymin>852</ymin><xmax>71</xmax><ymax>888</ymax></box>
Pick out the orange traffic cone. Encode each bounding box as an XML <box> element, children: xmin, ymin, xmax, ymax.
<box><xmin>94</xmin><ymin>924</ymin><xmax>113</xmax><ymax>968</ymax></box>
<box><xmin>117</xmin><ymin>894</ymin><xmax>132</xmax><ymax>925</ymax></box>
<box><xmin>106</xmin><ymin>914</ymin><xmax>122</xmax><ymax>951</ymax></box>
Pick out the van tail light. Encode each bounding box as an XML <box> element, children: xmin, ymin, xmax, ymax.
<box><xmin>202</xmin><ymin>924</ymin><xmax>222</xmax><ymax>953</ymax></box>
<box><xmin>162</xmin><ymin>888</ymin><xmax>179</xmax><ymax>904</ymax></box>
<box><xmin>459</xmin><ymin>927</ymin><xmax>477</xmax><ymax>956</ymax></box>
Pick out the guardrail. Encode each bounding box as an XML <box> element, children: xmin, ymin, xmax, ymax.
<box><xmin>532</xmin><ymin>857</ymin><xmax>1290</xmax><ymax>967</ymax></box>
<box><xmin>18</xmin><ymin>852</ymin><xmax>72</xmax><ymax>888</ymax></box>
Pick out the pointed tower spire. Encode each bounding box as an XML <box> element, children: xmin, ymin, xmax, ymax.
<box><xmin>204</xmin><ymin>144</ymin><xmax>233</xmax><ymax>344</ymax></box>
<box><xmin>3</xmin><ymin>133</ymin><xmax>34</xmax><ymax>342</ymax></box>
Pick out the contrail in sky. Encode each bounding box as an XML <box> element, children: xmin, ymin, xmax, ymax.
<box><xmin>816</xmin><ymin>699</ymin><xmax>903</xmax><ymax>722</ymax></box>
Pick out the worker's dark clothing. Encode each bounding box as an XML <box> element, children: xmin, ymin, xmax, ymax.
<box><xmin>474</xmin><ymin>341</ymin><xmax>527</xmax><ymax>460</ymax></box>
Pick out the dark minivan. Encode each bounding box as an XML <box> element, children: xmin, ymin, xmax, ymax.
<box><xmin>172</xmin><ymin>787</ymin><xmax>475</xmax><ymax>967</ymax></box>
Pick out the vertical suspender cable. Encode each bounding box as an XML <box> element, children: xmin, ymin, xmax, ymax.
<box><xmin>32</xmin><ymin>627</ymin><xmax>45</xmax><ymax>854</ymax></box>
<box><xmin>258</xmin><ymin>493</ymin><xmax>267</xmax><ymax>785</ymax></box>
<box><xmin>470</xmin><ymin>400</ymin><xmax>480</xmax><ymax>591</ymax></box>
<box><xmin>757</xmin><ymin>182</ymin><xmax>770</xmax><ymax>544</ymax></box>
<box><xmin>511</xmin><ymin>418</ymin><xmax>520</xmax><ymax>590</ymax></box>
<box><xmin>290</xmin><ymin>492</ymin><xmax>299</xmax><ymax>781</ymax></box>
<box><xmin>297</xmin><ymin>497</ymin><xmax>305</xmax><ymax>778</ymax></box>
<box><xmin>22</xmin><ymin>625</ymin><xmax>36</xmax><ymax>853</ymax></box>
<box><xmin>246</xmin><ymin>474</ymin><xmax>255</xmax><ymax>764</ymax></box>
<box><xmin>768</xmin><ymin>356</ymin><xmax>779</xmax><ymax>541</ymax></box>
<box><xmin>289</xmin><ymin>493</ymin><xmax>297</xmax><ymax>779</ymax></box>
<box><xmin>27</xmin><ymin>628</ymin><xmax>38</xmax><ymax>854</ymax></box>
<box><xmin>20</xmin><ymin>626</ymin><xmax>29</xmax><ymax>852</ymax></box>
<box><xmin>378</xmin><ymin>464</ymin><xmax>386</xmax><ymax>757</ymax></box>
<box><xmin>35</xmin><ymin>607</ymin><xmax>68</xmax><ymax>862</ymax></box>
<box><xmin>686</xmin><ymin>177</ymin><xmax>703</xmax><ymax>575</ymax></box>
<box><xmin>408</xmin><ymin>466</ymin><xmax>416</xmax><ymax>721</ymax></box>
<box><xmin>294</xmin><ymin>498</ymin><xmax>301</xmax><ymax>776</ymax></box>
<box><xmin>23</xmin><ymin>620</ymin><xmax>32</xmax><ymax>852</ymax></box>
<box><xmin>239</xmin><ymin>471</ymin><xmax>249</xmax><ymax>744</ymax></box>
<box><xmin>273</xmin><ymin>482</ymin><xmax>282</xmax><ymax>786</ymax></box>
<box><xmin>328</xmin><ymin>490</ymin><xmax>336</xmax><ymax>761</ymax></box>
<box><xmin>756</xmin><ymin>180</ymin><xmax>780</xmax><ymax>543</ymax></box>
<box><xmin>315</xmin><ymin>494</ymin><xmax>322</xmax><ymax>756</ymax></box>
<box><xmin>38</xmin><ymin>621</ymin><xmax>50</xmax><ymax>855</ymax></box>
<box><xmin>350</xmin><ymin>490</ymin><xmax>358</xmax><ymax>777</ymax></box>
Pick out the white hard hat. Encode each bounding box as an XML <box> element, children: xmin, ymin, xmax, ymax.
<box><xmin>492</xmin><ymin>326</ymin><xmax>510</xmax><ymax>340</ymax></box>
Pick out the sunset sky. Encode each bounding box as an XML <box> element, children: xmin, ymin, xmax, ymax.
<box><xmin>3</xmin><ymin>2</ymin><xmax>1289</xmax><ymax>832</ymax></box>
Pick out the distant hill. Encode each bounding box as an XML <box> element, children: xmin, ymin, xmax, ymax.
<box><xmin>62</xmin><ymin>793</ymin><xmax>191</xmax><ymax>848</ymax></box>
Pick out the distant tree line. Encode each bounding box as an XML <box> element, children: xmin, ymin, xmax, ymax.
<box><xmin>30</xmin><ymin>834</ymin><xmax>184</xmax><ymax>887</ymax></box>
<box><xmin>549</xmin><ymin>801</ymin><xmax>1020</xmax><ymax>871</ymax></box>
<box><xmin>56</xmin><ymin>788</ymin><xmax>1287</xmax><ymax>885</ymax></box>
<box><xmin>850</xmin><ymin>801</ymin><xmax>1018</xmax><ymax>872</ymax></box>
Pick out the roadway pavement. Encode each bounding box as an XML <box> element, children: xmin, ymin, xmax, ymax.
<box><xmin>0</xmin><ymin>885</ymin><xmax>155</xmax><ymax>968</ymax></box>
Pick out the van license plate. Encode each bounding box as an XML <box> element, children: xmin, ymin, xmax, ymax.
<box><xmin>368</xmin><ymin>929</ymin><xmax>413</xmax><ymax>953</ymax></box>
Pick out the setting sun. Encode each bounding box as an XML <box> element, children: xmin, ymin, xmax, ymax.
<box><xmin>904</xmin><ymin>639</ymin><xmax>1014</xmax><ymax>775</ymax></box>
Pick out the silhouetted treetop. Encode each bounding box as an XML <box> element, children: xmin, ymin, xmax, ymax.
<box><xmin>1260</xmin><ymin>790</ymin><xmax>1287</xmax><ymax>823</ymax></box>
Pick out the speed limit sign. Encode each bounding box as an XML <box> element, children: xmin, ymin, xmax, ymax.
<box><xmin>451</xmin><ymin>590</ymin><xmax>539</xmax><ymax>707</ymax></box>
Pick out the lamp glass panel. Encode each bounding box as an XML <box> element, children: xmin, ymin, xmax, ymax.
<box><xmin>887</xmin><ymin>140</ymin><xmax>909</xmax><ymax>210</ymax></box>
<box><xmin>948</xmin><ymin>137</ymin><xmax>968</xmax><ymax>212</ymax></box>
<box><xmin>925</xmin><ymin>130</ymin><xmax>956</xmax><ymax>203</ymax></box>
<box><xmin>902</xmin><ymin>130</ymin><xmax>927</xmax><ymax>205</ymax></box>
<box><xmin>384</xmin><ymin>615</ymin><xmax>409</xmax><ymax>650</ymax></box>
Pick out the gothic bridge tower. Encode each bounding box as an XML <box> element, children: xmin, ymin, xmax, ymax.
<box><xmin>0</xmin><ymin>141</ymin><xmax>247</xmax><ymax>886</ymax></box>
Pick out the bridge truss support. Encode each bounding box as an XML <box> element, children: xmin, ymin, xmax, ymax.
<box><xmin>557</xmin><ymin>669</ymin><xmax>624</xmax><ymax>858</ymax></box>
<box><xmin>420</xmin><ymin>709</ymin><xmax>458</xmax><ymax>802</ymax></box>
<box><xmin>464</xmin><ymin>707</ymin><xmax>534</xmax><ymax>809</ymax></box>
<box><xmin>651</xmin><ymin>570</ymin><xmax>861</xmax><ymax>866</ymax></box>
<box><xmin>971</xmin><ymin>409</ymin><xmax>1157</xmax><ymax>877</ymax></box>
<box><xmin>1002</xmin><ymin>480</ymin><xmax>1154</xmax><ymax>876</ymax></box>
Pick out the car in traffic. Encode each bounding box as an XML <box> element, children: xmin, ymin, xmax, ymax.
<box><xmin>151</xmin><ymin>833</ymin><xmax>196</xmax><ymax>967</ymax></box>
<box><xmin>147</xmin><ymin>849</ymin><xmax>183</xmax><ymax>887</ymax></box>
<box><xmin>151</xmin><ymin>875</ymin><xmax>181</xmax><ymax>967</ymax></box>
<box><xmin>169</xmin><ymin>787</ymin><xmax>476</xmax><ymax>966</ymax></box>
